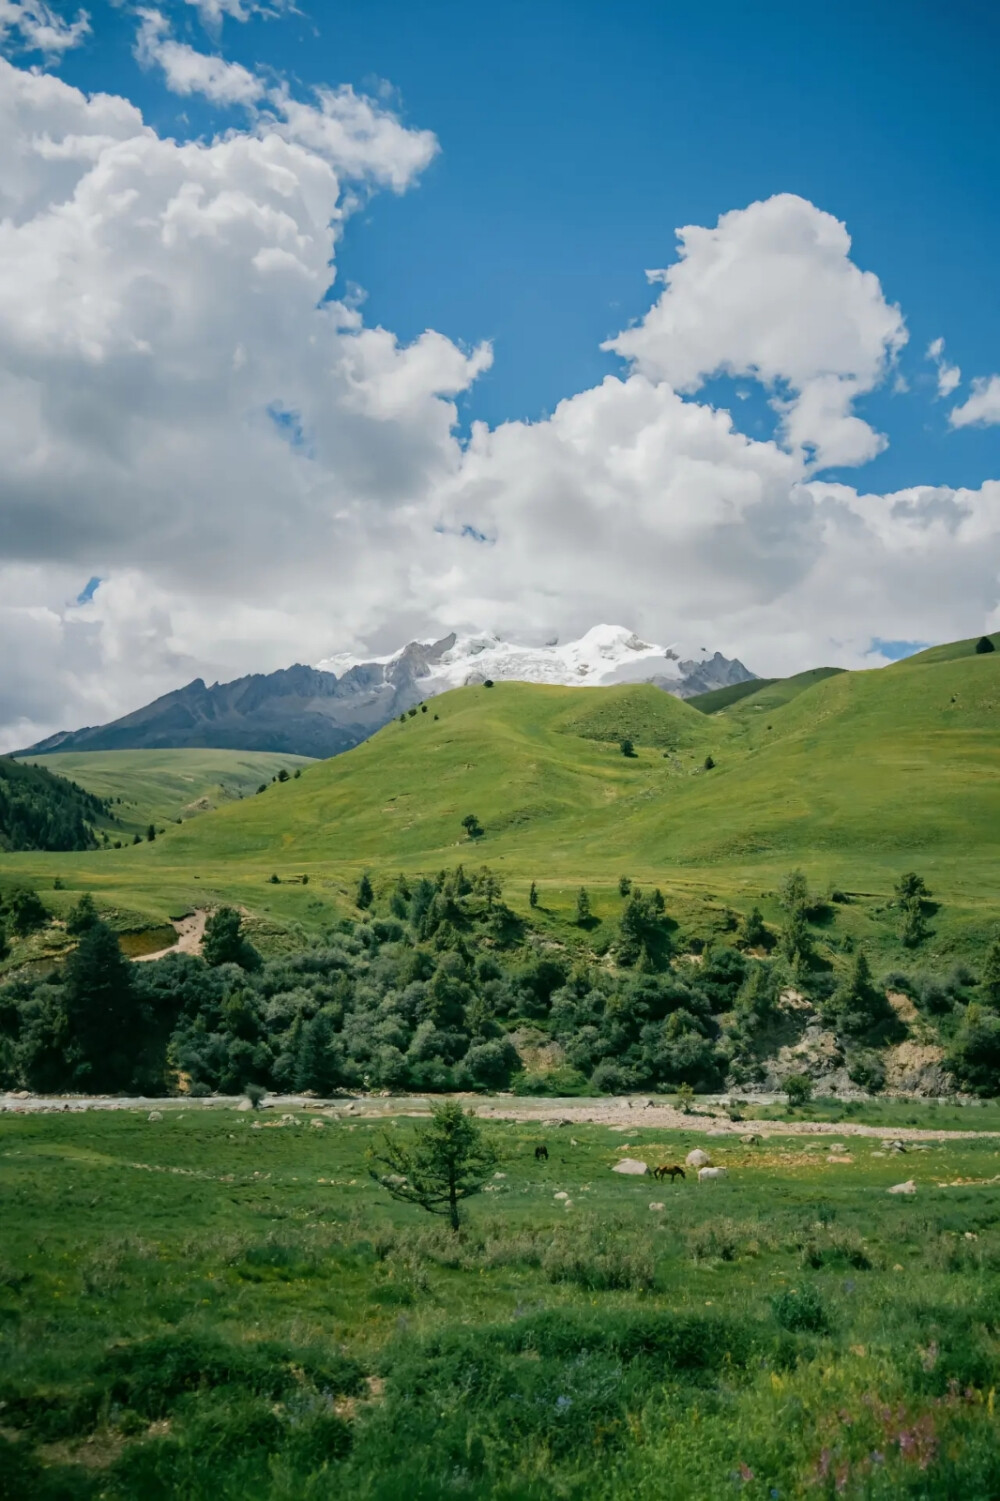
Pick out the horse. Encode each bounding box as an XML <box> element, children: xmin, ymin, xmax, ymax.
<box><xmin>534</xmin><ymin>1144</ymin><xmax>549</xmax><ymax>1161</ymax></box>
<box><xmin>653</xmin><ymin>1164</ymin><xmax>685</xmax><ymax>1183</ymax></box>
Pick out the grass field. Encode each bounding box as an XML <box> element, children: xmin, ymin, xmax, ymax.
<box><xmin>4</xmin><ymin>647</ymin><xmax>1000</xmax><ymax>973</ymax></box>
<box><xmin>5</xmin><ymin>1102</ymin><xmax>1000</xmax><ymax>1498</ymax></box>
<box><xmin>15</xmin><ymin>750</ymin><xmax>314</xmax><ymax>835</ymax></box>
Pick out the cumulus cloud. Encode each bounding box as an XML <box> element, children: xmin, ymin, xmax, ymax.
<box><xmin>606</xmin><ymin>194</ymin><xmax>906</xmax><ymax>470</ymax></box>
<box><xmin>950</xmin><ymin>374</ymin><xmax>1000</xmax><ymax>429</ymax></box>
<box><xmin>926</xmin><ymin>336</ymin><xmax>962</xmax><ymax>398</ymax></box>
<box><xmin>0</xmin><ymin>0</ymin><xmax>88</xmax><ymax>58</ymax></box>
<box><xmin>180</xmin><ymin>0</ymin><xmax>290</xmax><ymax>29</ymax></box>
<box><xmin>135</xmin><ymin>9</ymin><xmax>264</xmax><ymax>105</ymax></box>
<box><xmin>0</xmin><ymin>55</ymin><xmax>999</xmax><ymax>747</ymax></box>
<box><xmin>134</xmin><ymin>11</ymin><xmax>438</xmax><ymax>187</ymax></box>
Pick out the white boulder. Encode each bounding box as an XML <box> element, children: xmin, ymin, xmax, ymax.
<box><xmin>887</xmin><ymin>1180</ymin><xmax>916</xmax><ymax>1195</ymax></box>
<box><xmin>612</xmin><ymin>1158</ymin><xmax>648</xmax><ymax>1176</ymax></box>
<box><xmin>686</xmin><ymin>1149</ymin><xmax>712</xmax><ymax>1169</ymax></box>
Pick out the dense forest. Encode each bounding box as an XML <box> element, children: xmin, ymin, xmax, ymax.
<box><xmin>2</xmin><ymin>865</ymin><xmax>1000</xmax><ymax>1098</ymax></box>
<box><xmin>0</xmin><ymin>757</ymin><xmax>109</xmax><ymax>852</ymax></box>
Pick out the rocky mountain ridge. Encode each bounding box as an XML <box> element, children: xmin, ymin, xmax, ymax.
<box><xmin>20</xmin><ymin>625</ymin><xmax>755</xmax><ymax>759</ymax></box>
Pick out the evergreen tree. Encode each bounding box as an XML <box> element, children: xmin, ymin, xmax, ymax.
<box><xmin>981</xmin><ymin>935</ymin><xmax>1000</xmax><ymax>1008</ymax></box>
<box><xmin>575</xmin><ymin>887</ymin><xmax>592</xmax><ymax>925</ymax></box>
<box><xmin>66</xmin><ymin>893</ymin><xmax>99</xmax><ymax>937</ymax></box>
<box><xmin>368</xmin><ymin>1101</ymin><xmax>498</xmax><ymax>1231</ymax></box>
<box><xmin>619</xmin><ymin>737</ymin><xmax>636</xmax><ymax>758</ymax></box>
<box><xmin>63</xmin><ymin>921</ymin><xmax>144</xmax><ymax>1091</ymax></box>
<box><xmin>895</xmin><ymin>871</ymin><xmax>931</xmax><ymax>947</ymax></box>
<box><xmin>618</xmin><ymin>875</ymin><xmax>631</xmax><ymax>897</ymax></box>
<box><xmin>202</xmin><ymin>907</ymin><xmax>262</xmax><ymax>970</ymax></box>
<box><xmin>738</xmin><ymin>905</ymin><xmax>768</xmax><ymax>950</ymax></box>
<box><xmin>5</xmin><ymin>886</ymin><xmax>48</xmax><ymax>937</ymax></box>
<box><xmin>528</xmin><ymin>880</ymin><xmax>538</xmax><ymax>908</ymax></box>
<box><xmin>357</xmin><ymin>872</ymin><xmax>374</xmax><ymax>909</ymax></box>
<box><xmin>295</xmin><ymin>1010</ymin><xmax>343</xmax><ymax>1094</ymax></box>
<box><xmin>146</xmin><ymin>824</ymin><xmax>156</xmax><ymax>842</ymax></box>
<box><xmin>975</xmin><ymin>636</ymin><xmax>995</xmax><ymax>654</ymax></box>
<box><xmin>461</xmin><ymin>814</ymin><xmax>483</xmax><ymax>840</ymax></box>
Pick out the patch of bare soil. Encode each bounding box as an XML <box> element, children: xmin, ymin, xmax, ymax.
<box><xmin>133</xmin><ymin>909</ymin><xmax>207</xmax><ymax>964</ymax></box>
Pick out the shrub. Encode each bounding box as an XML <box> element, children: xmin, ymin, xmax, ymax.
<box><xmin>619</xmin><ymin>737</ymin><xmax>636</xmax><ymax>757</ymax></box>
<box><xmin>771</xmin><ymin>1283</ymin><xmax>830</xmax><ymax>1334</ymax></box>
<box><xmin>975</xmin><ymin>635</ymin><xmax>995</xmax><ymax>654</ymax></box>
<box><xmin>784</xmin><ymin>1073</ymin><xmax>813</xmax><ymax>1108</ymax></box>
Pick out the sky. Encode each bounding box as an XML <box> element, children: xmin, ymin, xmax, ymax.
<box><xmin>1</xmin><ymin>0</ymin><xmax>999</xmax><ymax>746</ymax></box>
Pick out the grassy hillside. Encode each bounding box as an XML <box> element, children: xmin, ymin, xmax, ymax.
<box><xmin>4</xmin><ymin>650</ymin><xmax>1000</xmax><ymax>966</ymax></box>
<box><xmin>891</xmin><ymin>633</ymin><xmax>1000</xmax><ymax>667</ymax></box>
<box><xmin>0</xmin><ymin>756</ymin><xmax>108</xmax><ymax>852</ymax></box>
<box><xmin>15</xmin><ymin>748</ymin><xmax>313</xmax><ymax>833</ymax></box>
<box><xmin>686</xmin><ymin>677</ymin><xmax>779</xmax><ymax>714</ymax></box>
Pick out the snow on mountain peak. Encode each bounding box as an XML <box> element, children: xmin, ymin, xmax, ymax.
<box><xmin>317</xmin><ymin>624</ymin><xmax>749</xmax><ymax>697</ymax></box>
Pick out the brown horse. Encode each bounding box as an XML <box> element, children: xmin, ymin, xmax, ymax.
<box><xmin>653</xmin><ymin>1164</ymin><xmax>686</xmax><ymax>1183</ymax></box>
<box><xmin>534</xmin><ymin>1144</ymin><xmax>549</xmax><ymax>1161</ymax></box>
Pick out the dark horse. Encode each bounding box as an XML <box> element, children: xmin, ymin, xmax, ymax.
<box><xmin>653</xmin><ymin>1164</ymin><xmax>685</xmax><ymax>1183</ymax></box>
<box><xmin>534</xmin><ymin>1144</ymin><xmax>549</xmax><ymax>1161</ymax></box>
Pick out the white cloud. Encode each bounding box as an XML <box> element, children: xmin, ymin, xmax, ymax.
<box><xmin>135</xmin><ymin>9</ymin><xmax>264</xmax><ymax>106</ymax></box>
<box><xmin>605</xmin><ymin>194</ymin><xmax>906</xmax><ymax>469</ymax></box>
<box><xmin>926</xmin><ymin>335</ymin><xmax>961</xmax><ymax>398</ymax></box>
<box><xmin>0</xmin><ymin>56</ymin><xmax>999</xmax><ymax>746</ymax></box>
<box><xmin>0</xmin><ymin>0</ymin><xmax>88</xmax><ymax>58</ymax></box>
<box><xmin>134</xmin><ymin>11</ymin><xmax>438</xmax><ymax>188</ymax></box>
<box><xmin>181</xmin><ymin>0</ymin><xmax>290</xmax><ymax>29</ymax></box>
<box><xmin>950</xmin><ymin>374</ymin><xmax>1000</xmax><ymax>429</ymax></box>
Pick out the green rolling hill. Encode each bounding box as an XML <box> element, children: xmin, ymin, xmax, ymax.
<box><xmin>15</xmin><ymin>749</ymin><xmax>313</xmax><ymax>834</ymax></box>
<box><xmin>3</xmin><ymin>645</ymin><xmax>1000</xmax><ymax>961</ymax></box>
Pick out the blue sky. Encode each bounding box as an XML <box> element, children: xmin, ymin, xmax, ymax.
<box><xmin>60</xmin><ymin>0</ymin><xmax>1000</xmax><ymax>493</ymax></box>
<box><xmin>3</xmin><ymin>0</ymin><xmax>1000</xmax><ymax>739</ymax></box>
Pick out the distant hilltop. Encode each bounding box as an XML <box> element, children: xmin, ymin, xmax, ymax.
<box><xmin>19</xmin><ymin>626</ymin><xmax>756</xmax><ymax>760</ymax></box>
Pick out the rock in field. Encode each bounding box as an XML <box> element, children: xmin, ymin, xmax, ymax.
<box><xmin>685</xmin><ymin>1149</ymin><xmax>712</xmax><ymax>1169</ymax></box>
<box><xmin>612</xmin><ymin>1158</ymin><xmax>648</xmax><ymax>1176</ymax></box>
<box><xmin>887</xmin><ymin>1180</ymin><xmax>916</xmax><ymax>1195</ymax></box>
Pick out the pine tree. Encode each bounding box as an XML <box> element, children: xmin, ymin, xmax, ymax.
<box><xmin>295</xmin><ymin>1011</ymin><xmax>342</xmax><ymax>1094</ymax></box>
<box><xmin>368</xmin><ymin>1101</ymin><xmax>498</xmax><ymax>1231</ymax></box>
<box><xmin>202</xmin><ymin>906</ymin><xmax>262</xmax><ymax>970</ymax></box>
<box><xmin>357</xmin><ymin>872</ymin><xmax>374</xmax><ymax>909</ymax></box>
<box><xmin>575</xmin><ymin>887</ymin><xmax>592</xmax><ymax>925</ymax></box>
<box><xmin>529</xmin><ymin>880</ymin><xmax>538</xmax><ymax>909</ymax></box>
<box><xmin>981</xmin><ymin>935</ymin><xmax>1000</xmax><ymax>1008</ymax></box>
<box><xmin>63</xmin><ymin>921</ymin><xmax>143</xmax><ymax>1091</ymax></box>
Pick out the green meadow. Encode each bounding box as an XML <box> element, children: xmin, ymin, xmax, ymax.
<box><xmin>5</xmin><ymin>1102</ymin><xmax>1000</xmax><ymax>1498</ymax></box>
<box><xmin>4</xmin><ymin>644</ymin><xmax>1000</xmax><ymax>969</ymax></box>
<box><xmin>15</xmin><ymin>750</ymin><xmax>313</xmax><ymax>836</ymax></box>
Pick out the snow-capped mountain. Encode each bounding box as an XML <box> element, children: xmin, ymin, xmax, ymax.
<box><xmin>318</xmin><ymin>624</ymin><xmax>755</xmax><ymax>700</ymax></box>
<box><xmin>20</xmin><ymin>627</ymin><xmax>755</xmax><ymax>761</ymax></box>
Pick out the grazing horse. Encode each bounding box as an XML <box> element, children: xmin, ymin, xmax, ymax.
<box><xmin>653</xmin><ymin>1164</ymin><xmax>685</xmax><ymax>1183</ymax></box>
<box><xmin>534</xmin><ymin>1144</ymin><xmax>549</xmax><ymax>1161</ymax></box>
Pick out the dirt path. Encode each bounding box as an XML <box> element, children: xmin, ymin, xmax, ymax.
<box><xmin>4</xmin><ymin>1089</ymin><xmax>999</xmax><ymax>1142</ymax></box>
<box><xmin>469</xmin><ymin>1099</ymin><xmax>1000</xmax><ymax>1143</ymax></box>
<box><xmin>133</xmin><ymin>909</ymin><xmax>207</xmax><ymax>964</ymax></box>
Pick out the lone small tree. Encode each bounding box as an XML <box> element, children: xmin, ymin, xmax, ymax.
<box><xmin>575</xmin><ymin>887</ymin><xmax>592</xmax><ymax>925</ymax></box>
<box><xmin>528</xmin><ymin>880</ymin><xmax>538</xmax><ymax>909</ymax></box>
<box><xmin>357</xmin><ymin>871</ymin><xmax>374</xmax><ymax>909</ymax></box>
<box><xmin>784</xmin><ymin>1073</ymin><xmax>813</xmax><ymax>1109</ymax></box>
<box><xmin>618</xmin><ymin>875</ymin><xmax>631</xmax><ymax>897</ymax></box>
<box><xmin>462</xmin><ymin>813</ymin><xmax>484</xmax><ymax>840</ymax></box>
<box><xmin>975</xmin><ymin>636</ymin><xmax>995</xmax><ymax>655</ymax></box>
<box><xmin>619</xmin><ymin>737</ymin><xmax>636</xmax><ymax>758</ymax></box>
<box><xmin>368</xmin><ymin>1101</ymin><xmax>499</xmax><ymax>1231</ymax></box>
<box><xmin>703</xmin><ymin>755</ymin><xmax>715</xmax><ymax>771</ymax></box>
<box><xmin>146</xmin><ymin>824</ymin><xmax>156</xmax><ymax>842</ymax></box>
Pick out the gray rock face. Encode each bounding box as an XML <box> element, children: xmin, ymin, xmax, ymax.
<box><xmin>19</xmin><ymin>638</ymin><xmax>458</xmax><ymax>760</ymax></box>
<box><xmin>19</xmin><ymin>629</ymin><xmax>755</xmax><ymax>760</ymax></box>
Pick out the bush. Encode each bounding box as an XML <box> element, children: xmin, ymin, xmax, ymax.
<box><xmin>784</xmin><ymin>1073</ymin><xmax>813</xmax><ymax>1108</ymax></box>
<box><xmin>771</xmin><ymin>1283</ymin><xmax>831</xmax><ymax>1334</ymax></box>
